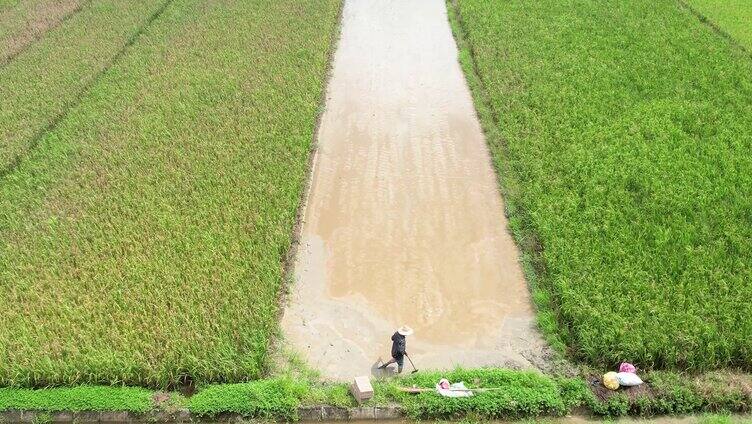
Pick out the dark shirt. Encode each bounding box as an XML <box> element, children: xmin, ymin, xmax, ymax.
<box><xmin>391</xmin><ymin>332</ymin><xmax>406</xmax><ymax>358</ymax></box>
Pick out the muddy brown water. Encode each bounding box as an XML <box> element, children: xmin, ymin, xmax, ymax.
<box><xmin>281</xmin><ymin>0</ymin><xmax>548</xmax><ymax>380</ymax></box>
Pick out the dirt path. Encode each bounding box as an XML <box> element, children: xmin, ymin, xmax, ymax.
<box><xmin>281</xmin><ymin>0</ymin><xmax>548</xmax><ymax>380</ymax></box>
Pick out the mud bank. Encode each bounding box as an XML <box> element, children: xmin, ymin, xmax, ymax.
<box><xmin>281</xmin><ymin>0</ymin><xmax>547</xmax><ymax>380</ymax></box>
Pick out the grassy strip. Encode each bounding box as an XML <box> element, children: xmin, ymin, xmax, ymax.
<box><xmin>448</xmin><ymin>0</ymin><xmax>752</xmax><ymax>371</ymax></box>
<box><xmin>378</xmin><ymin>370</ymin><xmax>578</xmax><ymax>420</ymax></box>
<box><xmin>0</xmin><ymin>0</ymin><xmax>170</xmax><ymax>174</ymax></box>
<box><xmin>684</xmin><ymin>0</ymin><xmax>752</xmax><ymax>50</ymax></box>
<box><xmin>0</xmin><ymin>386</ymin><xmax>152</xmax><ymax>412</ymax></box>
<box><xmin>188</xmin><ymin>379</ymin><xmax>308</xmax><ymax>422</ymax></box>
<box><xmin>194</xmin><ymin>369</ymin><xmax>580</xmax><ymax>421</ymax></box>
<box><xmin>301</xmin><ymin>369</ymin><xmax>752</xmax><ymax>420</ymax></box>
<box><xmin>2</xmin><ymin>369</ymin><xmax>751</xmax><ymax>420</ymax></box>
<box><xmin>0</xmin><ymin>0</ymin><xmax>339</xmax><ymax>387</ymax></box>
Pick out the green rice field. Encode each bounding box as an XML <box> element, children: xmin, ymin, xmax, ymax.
<box><xmin>2</xmin><ymin>0</ymin><xmax>751</xmax><ymax>391</ymax></box>
<box><xmin>451</xmin><ymin>0</ymin><xmax>752</xmax><ymax>370</ymax></box>
<box><xmin>0</xmin><ymin>0</ymin><xmax>339</xmax><ymax>387</ymax></box>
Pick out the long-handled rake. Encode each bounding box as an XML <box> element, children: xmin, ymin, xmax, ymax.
<box><xmin>405</xmin><ymin>353</ymin><xmax>419</xmax><ymax>374</ymax></box>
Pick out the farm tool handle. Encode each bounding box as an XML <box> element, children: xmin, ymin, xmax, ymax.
<box><xmin>405</xmin><ymin>353</ymin><xmax>419</xmax><ymax>373</ymax></box>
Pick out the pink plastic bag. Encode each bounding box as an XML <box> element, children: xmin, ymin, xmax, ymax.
<box><xmin>619</xmin><ymin>362</ymin><xmax>636</xmax><ymax>374</ymax></box>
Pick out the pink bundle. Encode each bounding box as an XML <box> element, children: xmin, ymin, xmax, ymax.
<box><xmin>619</xmin><ymin>362</ymin><xmax>636</xmax><ymax>374</ymax></box>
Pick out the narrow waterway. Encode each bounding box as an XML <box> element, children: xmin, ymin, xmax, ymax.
<box><xmin>281</xmin><ymin>0</ymin><xmax>547</xmax><ymax>380</ymax></box>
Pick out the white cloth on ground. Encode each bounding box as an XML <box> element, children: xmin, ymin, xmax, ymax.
<box><xmin>436</xmin><ymin>381</ymin><xmax>473</xmax><ymax>397</ymax></box>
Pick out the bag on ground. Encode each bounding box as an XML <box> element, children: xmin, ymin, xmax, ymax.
<box><xmin>619</xmin><ymin>362</ymin><xmax>636</xmax><ymax>373</ymax></box>
<box><xmin>603</xmin><ymin>372</ymin><xmax>620</xmax><ymax>390</ymax></box>
<box><xmin>617</xmin><ymin>372</ymin><xmax>643</xmax><ymax>386</ymax></box>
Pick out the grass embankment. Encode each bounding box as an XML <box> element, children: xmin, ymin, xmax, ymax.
<box><xmin>0</xmin><ymin>370</ymin><xmax>580</xmax><ymax>420</ymax></box>
<box><xmin>0</xmin><ymin>0</ymin><xmax>170</xmax><ymax>174</ymax></box>
<box><xmin>684</xmin><ymin>0</ymin><xmax>752</xmax><ymax>50</ymax></box>
<box><xmin>0</xmin><ymin>0</ymin><xmax>340</xmax><ymax>387</ymax></box>
<box><xmin>449</xmin><ymin>0</ymin><xmax>752</xmax><ymax>371</ymax></box>
<box><xmin>219</xmin><ymin>370</ymin><xmax>581</xmax><ymax>421</ymax></box>
<box><xmin>1</xmin><ymin>370</ymin><xmax>751</xmax><ymax>421</ymax></box>
<box><xmin>0</xmin><ymin>0</ymin><xmax>85</xmax><ymax>62</ymax></box>
<box><xmin>0</xmin><ymin>386</ymin><xmax>153</xmax><ymax>413</ymax></box>
<box><xmin>370</xmin><ymin>370</ymin><xmax>579</xmax><ymax>420</ymax></box>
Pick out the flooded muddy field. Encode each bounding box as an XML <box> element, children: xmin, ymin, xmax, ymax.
<box><xmin>281</xmin><ymin>0</ymin><xmax>548</xmax><ymax>380</ymax></box>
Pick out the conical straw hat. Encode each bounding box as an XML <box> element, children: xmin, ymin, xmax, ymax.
<box><xmin>397</xmin><ymin>325</ymin><xmax>414</xmax><ymax>336</ymax></box>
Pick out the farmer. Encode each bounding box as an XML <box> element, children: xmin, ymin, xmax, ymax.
<box><xmin>378</xmin><ymin>325</ymin><xmax>413</xmax><ymax>373</ymax></box>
